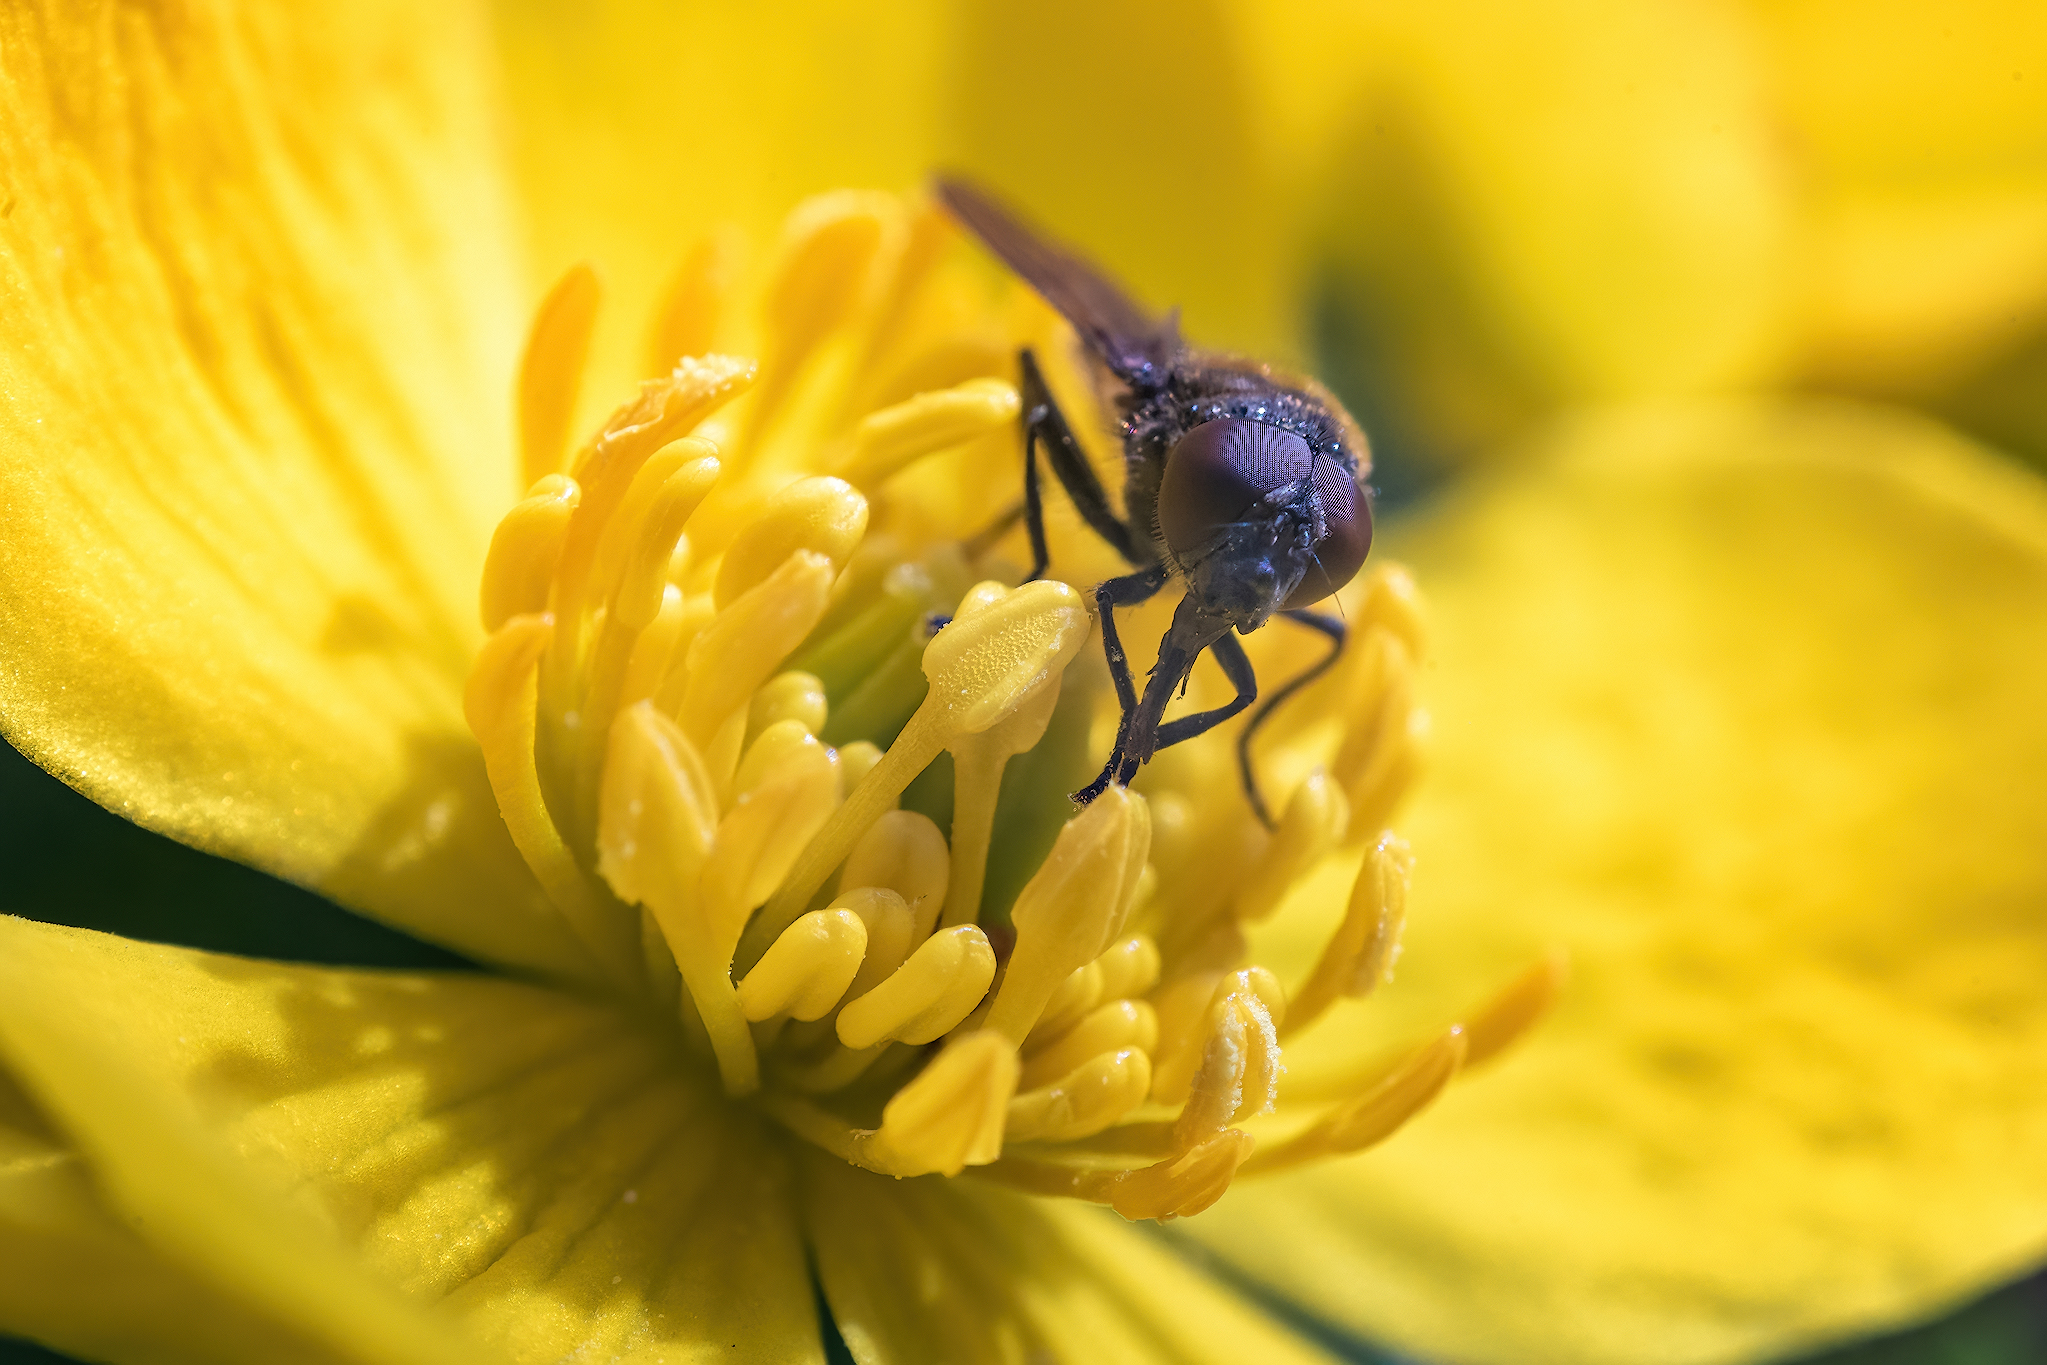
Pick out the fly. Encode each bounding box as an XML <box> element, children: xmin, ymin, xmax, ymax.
<box><xmin>934</xmin><ymin>177</ymin><xmax>1374</xmax><ymax>828</ymax></box>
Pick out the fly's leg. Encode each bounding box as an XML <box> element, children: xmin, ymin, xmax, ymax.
<box><xmin>1072</xmin><ymin>565</ymin><xmax>1170</xmax><ymax>806</ymax></box>
<box><xmin>1018</xmin><ymin>347</ymin><xmax>1143</xmax><ymax>579</ymax></box>
<box><xmin>1075</xmin><ymin>595</ymin><xmax>1247</xmax><ymax>807</ymax></box>
<box><xmin>1153</xmin><ymin>630</ymin><xmax>1258</xmax><ymax>752</ymax></box>
<box><xmin>1096</xmin><ymin>565</ymin><xmax>1169</xmax><ymax>714</ymax></box>
<box><xmin>1236</xmin><ymin>608</ymin><xmax>1346</xmax><ymax>828</ymax></box>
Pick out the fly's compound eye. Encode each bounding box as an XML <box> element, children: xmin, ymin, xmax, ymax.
<box><xmin>1158</xmin><ymin>418</ymin><xmax>1313</xmax><ymax>564</ymax></box>
<box><xmin>1278</xmin><ymin>454</ymin><xmax>1372</xmax><ymax>609</ymax></box>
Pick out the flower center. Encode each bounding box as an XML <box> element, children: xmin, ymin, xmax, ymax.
<box><xmin>462</xmin><ymin>189</ymin><xmax>1556</xmax><ymax>1220</ymax></box>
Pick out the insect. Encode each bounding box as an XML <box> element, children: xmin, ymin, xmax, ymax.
<box><xmin>934</xmin><ymin>177</ymin><xmax>1374</xmax><ymax>827</ymax></box>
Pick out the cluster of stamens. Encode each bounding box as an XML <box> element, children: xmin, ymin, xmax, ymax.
<box><xmin>463</xmin><ymin>190</ymin><xmax>1557</xmax><ymax>1220</ymax></box>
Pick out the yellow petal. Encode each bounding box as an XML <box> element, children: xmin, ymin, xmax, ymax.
<box><xmin>1253</xmin><ymin>0</ymin><xmax>1791</xmax><ymax>474</ymax></box>
<box><xmin>1201</xmin><ymin>400</ymin><xmax>2047</xmax><ymax>1364</ymax></box>
<box><xmin>1746</xmin><ymin>0</ymin><xmax>2047</xmax><ymax>387</ymax></box>
<box><xmin>0</xmin><ymin>2</ymin><xmax>575</xmax><ymax>973</ymax></box>
<box><xmin>800</xmin><ymin>1153</ymin><xmax>1340</xmax><ymax>1365</ymax></box>
<box><xmin>0</xmin><ymin>1069</ymin><xmax>381</xmax><ymax>1365</ymax></box>
<box><xmin>494</xmin><ymin>0</ymin><xmax>1297</xmax><ymax>424</ymax></box>
<box><xmin>0</xmin><ymin>917</ymin><xmax>819</xmax><ymax>1364</ymax></box>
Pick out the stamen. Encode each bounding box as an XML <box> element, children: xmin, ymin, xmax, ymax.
<box><xmin>942</xmin><ymin>671</ymin><xmax>1063</xmax><ymax>929</ymax></box>
<box><xmin>1233</xmin><ymin>768</ymin><xmax>1350</xmax><ymax>924</ymax></box>
<box><xmin>986</xmin><ymin>787</ymin><xmax>1151</xmax><ymax>1045</ymax></box>
<box><xmin>1152</xmin><ymin>967</ymin><xmax>1285</xmax><ymax>1106</ymax></box>
<box><xmin>713</xmin><ymin>476</ymin><xmax>870</xmax><ymax>607</ymax></box>
<box><xmin>1240</xmin><ymin>1030</ymin><xmax>1465</xmax><ymax>1175</ymax></box>
<box><xmin>1459</xmin><ymin>950</ymin><xmax>1569</xmax><ymax>1067</ymax></box>
<box><xmin>834</xmin><ymin>887</ymin><xmax>914</xmax><ymax>1002</ymax></box>
<box><xmin>647</xmin><ymin>227</ymin><xmax>744</xmax><ymax>376</ymax></box>
<box><xmin>746</xmin><ymin>579</ymin><xmax>1090</xmax><ymax>958</ymax></box>
<box><xmin>1020</xmin><ymin>999</ymin><xmax>1158</xmax><ymax>1090</ymax></box>
<box><xmin>737</xmin><ymin>908</ymin><xmax>869</xmax><ymax>1022</ymax></box>
<box><xmin>839</xmin><ymin>809</ymin><xmax>951</xmax><ymax>943</ymax></box>
<box><xmin>618</xmin><ymin>585</ymin><xmax>698</xmax><ymax>709</ymax></box>
<box><xmin>480</xmin><ymin>475</ymin><xmax>580</xmax><ymax>632</ymax></box>
<box><xmin>1172</xmin><ymin>983</ymin><xmax>1283</xmax><ymax>1150</ymax></box>
<box><xmin>744</xmin><ymin>192</ymin><xmax>896</xmax><ymax>456</ymax></box>
<box><xmin>746</xmin><ymin>671</ymin><xmax>830</xmax><ymax>746</ymax></box>
<box><xmin>1284</xmin><ymin>833</ymin><xmax>1411</xmax><ymax>1038</ymax></box>
<box><xmin>690</xmin><ymin>718</ymin><xmax>841</xmax><ymax>1095</ymax></box>
<box><xmin>835</xmin><ymin>926</ymin><xmax>998</xmax><ymax>1049</ymax></box>
<box><xmin>1006</xmin><ymin>1048</ymin><xmax>1153</xmax><ymax>1143</ymax></box>
<box><xmin>466</xmin><ymin>613</ymin><xmax>635</xmax><ymax>987</ymax></box>
<box><xmin>586</xmin><ymin>436</ymin><xmax>719</xmax><ymax>602</ymax></box>
<box><xmin>865</xmin><ymin>1031</ymin><xmax>1017</xmax><ymax>1176</ymax></box>
<box><xmin>1030</xmin><ymin>960</ymin><xmax>1106</xmax><ymax>1042</ymax></box>
<box><xmin>517</xmin><ymin>262</ymin><xmax>600</xmax><ymax>487</ymax></box>
<box><xmin>991</xmin><ymin>1130</ymin><xmax>1255</xmax><ymax>1222</ymax></box>
<box><xmin>677</xmin><ymin>550</ymin><xmax>838</xmax><ymax>750</ymax></box>
<box><xmin>1332</xmin><ymin>628</ymin><xmax>1425</xmax><ymax>839</ymax></box>
<box><xmin>839</xmin><ymin>378</ymin><xmax>1022</xmax><ymax>489</ymax></box>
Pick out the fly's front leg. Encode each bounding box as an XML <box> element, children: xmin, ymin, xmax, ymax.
<box><xmin>1072</xmin><ymin>564</ymin><xmax>1170</xmax><ymax>806</ymax></box>
<box><xmin>1236</xmin><ymin>608</ymin><xmax>1346</xmax><ymax>828</ymax></box>
<box><xmin>1096</xmin><ymin>564</ymin><xmax>1168</xmax><ymax>715</ymax></box>
<box><xmin>1152</xmin><ymin>630</ymin><xmax>1257</xmax><ymax>754</ymax></box>
<box><xmin>1018</xmin><ymin>348</ymin><xmax>1143</xmax><ymax>576</ymax></box>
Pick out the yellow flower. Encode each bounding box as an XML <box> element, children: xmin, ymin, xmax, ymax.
<box><xmin>1</xmin><ymin>6</ymin><xmax>2044</xmax><ymax>1365</ymax></box>
<box><xmin>0</xmin><ymin>4</ymin><xmax>1521</xmax><ymax>1362</ymax></box>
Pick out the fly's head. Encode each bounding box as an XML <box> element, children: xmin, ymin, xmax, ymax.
<box><xmin>1157</xmin><ymin>418</ymin><xmax>1373</xmax><ymax>631</ymax></box>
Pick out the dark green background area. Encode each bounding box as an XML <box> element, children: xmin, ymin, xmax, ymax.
<box><xmin>0</xmin><ymin>737</ymin><xmax>2042</xmax><ymax>1363</ymax></box>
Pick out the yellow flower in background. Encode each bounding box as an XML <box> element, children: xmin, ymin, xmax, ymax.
<box><xmin>0</xmin><ymin>8</ymin><xmax>2044</xmax><ymax>1365</ymax></box>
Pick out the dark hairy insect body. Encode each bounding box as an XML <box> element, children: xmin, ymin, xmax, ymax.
<box><xmin>935</xmin><ymin>177</ymin><xmax>1374</xmax><ymax>826</ymax></box>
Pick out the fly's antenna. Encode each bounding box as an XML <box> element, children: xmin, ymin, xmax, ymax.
<box><xmin>1310</xmin><ymin>547</ymin><xmax>1349</xmax><ymax>621</ymax></box>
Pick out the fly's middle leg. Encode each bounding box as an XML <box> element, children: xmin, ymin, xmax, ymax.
<box><xmin>1236</xmin><ymin>608</ymin><xmax>1347</xmax><ymax>828</ymax></box>
<box><xmin>1017</xmin><ymin>348</ymin><xmax>1143</xmax><ymax>579</ymax></box>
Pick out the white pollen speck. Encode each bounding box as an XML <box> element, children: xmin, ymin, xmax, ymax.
<box><xmin>612</xmin><ymin>1275</ymin><xmax>622</xmax><ymax>1285</ymax></box>
<box><xmin>623</xmin><ymin>1189</ymin><xmax>638</xmax><ymax>1204</ymax></box>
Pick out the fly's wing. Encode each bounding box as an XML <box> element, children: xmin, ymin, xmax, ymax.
<box><xmin>934</xmin><ymin>175</ymin><xmax>1180</xmax><ymax>387</ymax></box>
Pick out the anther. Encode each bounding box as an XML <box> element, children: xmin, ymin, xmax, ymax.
<box><xmin>517</xmin><ymin>263</ymin><xmax>600</xmax><ymax>487</ymax></box>
<box><xmin>1459</xmin><ymin>950</ymin><xmax>1569</xmax><ymax>1068</ymax></box>
<box><xmin>1020</xmin><ymin>999</ymin><xmax>1158</xmax><ymax>1091</ymax></box>
<box><xmin>713</xmin><ymin>476</ymin><xmax>869</xmax><ymax>607</ymax></box>
<box><xmin>480</xmin><ymin>476</ymin><xmax>580</xmax><ymax>632</ymax></box>
<box><xmin>737</xmin><ymin>909</ymin><xmax>869</xmax><ymax>1022</ymax></box>
<box><xmin>839</xmin><ymin>809</ymin><xmax>951</xmax><ymax>943</ymax></box>
<box><xmin>866</xmin><ymin>1030</ymin><xmax>1017</xmax><ymax>1177</ymax></box>
<box><xmin>678</xmin><ymin>550</ymin><xmax>838</xmax><ymax>747</ymax></box>
<box><xmin>1005</xmin><ymin>1048</ymin><xmax>1153</xmax><ymax>1143</ymax></box>
<box><xmin>835</xmin><ymin>925</ymin><xmax>998</xmax><ymax>1050</ymax></box>
<box><xmin>1233</xmin><ymin>769</ymin><xmax>1349</xmax><ymax>924</ymax></box>
<box><xmin>985</xmin><ymin>787</ymin><xmax>1151</xmax><ymax>1045</ymax></box>
<box><xmin>839</xmin><ymin>378</ymin><xmax>1022</xmax><ymax>489</ymax></box>
<box><xmin>1285</xmin><ymin>833</ymin><xmax>1410</xmax><ymax>1037</ymax></box>
<box><xmin>746</xmin><ymin>671</ymin><xmax>829</xmax><ymax>746</ymax></box>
